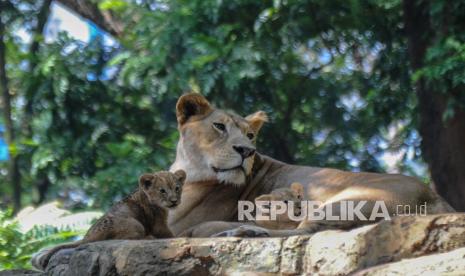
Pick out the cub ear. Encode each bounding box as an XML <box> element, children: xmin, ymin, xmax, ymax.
<box><xmin>255</xmin><ymin>194</ymin><xmax>273</xmax><ymax>202</ymax></box>
<box><xmin>245</xmin><ymin>111</ymin><xmax>268</xmax><ymax>134</ymax></box>
<box><xmin>176</xmin><ymin>93</ymin><xmax>213</xmax><ymax>125</ymax></box>
<box><xmin>290</xmin><ymin>182</ymin><xmax>304</xmax><ymax>198</ymax></box>
<box><xmin>174</xmin><ymin>169</ymin><xmax>187</xmax><ymax>183</ymax></box>
<box><xmin>139</xmin><ymin>174</ymin><xmax>155</xmax><ymax>189</ymax></box>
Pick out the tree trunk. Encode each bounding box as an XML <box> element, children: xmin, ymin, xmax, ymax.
<box><xmin>55</xmin><ymin>0</ymin><xmax>124</xmax><ymax>37</ymax></box>
<box><xmin>24</xmin><ymin>0</ymin><xmax>52</xmax><ymax>134</ymax></box>
<box><xmin>403</xmin><ymin>0</ymin><xmax>465</xmax><ymax>211</ymax></box>
<box><xmin>23</xmin><ymin>0</ymin><xmax>53</xmax><ymax>205</ymax></box>
<box><xmin>0</xmin><ymin>17</ymin><xmax>21</xmax><ymax>213</ymax></box>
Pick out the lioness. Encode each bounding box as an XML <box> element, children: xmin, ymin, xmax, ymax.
<box><xmin>169</xmin><ymin>93</ymin><xmax>454</xmax><ymax>238</ymax></box>
<box><xmin>33</xmin><ymin>170</ymin><xmax>186</xmax><ymax>270</ymax></box>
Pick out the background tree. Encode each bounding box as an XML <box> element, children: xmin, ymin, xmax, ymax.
<box><xmin>0</xmin><ymin>0</ymin><xmax>464</xmax><ymax>212</ymax></box>
<box><xmin>0</xmin><ymin>1</ymin><xmax>23</xmax><ymax>213</ymax></box>
<box><xmin>404</xmin><ymin>0</ymin><xmax>465</xmax><ymax>210</ymax></box>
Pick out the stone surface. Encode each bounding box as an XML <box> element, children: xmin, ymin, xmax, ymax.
<box><xmin>354</xmin><ymin>247</ymin><xmax>465</xmax><ymax>276</ymax></box>
<box><xmin>0</xmin><ymin>270</ymin><xmax>42</xmax><ymax>276</ymax></box>
<box><xmin>31</xmin><ymin>213</ymin><xmax>465</xmax><ymax>275</ymax></box>
<box><xmin>303</xmin><ymin>213</ymin><xmax>465</xmax><ymax>275</ymax></box>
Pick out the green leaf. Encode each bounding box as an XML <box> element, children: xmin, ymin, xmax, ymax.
<box><xmin>98</xmin><ymin>0</ymin><xmax>128</xmax><ymax>11</ymax></box>
<box><xmin>192</xmin><ymin>54</ymin><xmax>219</xmax><ymax>68</ymax></box>
<box><xmin>108</xmin><ymin>51</ymin><xmax>131</xmax><ymax>66</ymax></box>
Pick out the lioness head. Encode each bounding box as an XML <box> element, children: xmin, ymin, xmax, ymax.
<box><xmin>139</xmin><ymin>170</ymin><xmax>186</xmax><ymax>208</ymax></box>
<box><xmin>170</xmin><ymin>93</ymin><xmax>268</xmax><ymax>185</ymax></box>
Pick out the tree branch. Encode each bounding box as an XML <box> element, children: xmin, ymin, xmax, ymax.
<box><xmin>55</xmin><ymin>0</ymin><xmax>124</xmax><ymax>37</ymax></box>
<box><xmin>24</xmin><ymin>0</ymin><xmax>52</xmax><ymax>134</ymax></box>
<box><xmin>30</xmin><ymin>0</ymin><xmax>53</xmax><ymax>62</ymax></box>
<box><xmin>22</xmin><ymin>0</ymin><xmax>54</xmax><ymax>205</ymax></box>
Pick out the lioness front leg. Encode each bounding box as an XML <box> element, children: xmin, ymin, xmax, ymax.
<box><xmin>214</xmin><ymin>200</ymin><xmax>380</xmax><ymax>237</ymax></box>
<box><xmin>291</xmin><ymin>199</ymin><xmax>377</xmax><ymax>234</ymax></box>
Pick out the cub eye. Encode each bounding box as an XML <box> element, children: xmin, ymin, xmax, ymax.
<box><xmin>143</xmin><ymin>180</ymin><xmax>151</xmax><ymax>188</ymax></box>
<box><xmin>247</xmin><ymin>133</ymin><xmax>254</xmax><ymax>140</ymax></box>
<box><xmin>213</xmin><ymin>122</ymin><xmax>226</xmax><ymax>132</ymax></box>
<box><xmin>159</xmin><ymin>188</ymin><xmax>166</xmax><ymax>194</ymax></box>
<box><xmin>175</xmin><ymin>186</ymin><xmax>180</xmax><ymax>192</ymax></box>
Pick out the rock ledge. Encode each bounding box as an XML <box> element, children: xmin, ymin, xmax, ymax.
<box><xmin>23</xmin><ymin>214</ymin><xmax>465</xmax><ymax>275</ymax></box>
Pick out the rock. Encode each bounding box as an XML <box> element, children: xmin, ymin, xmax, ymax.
<box><xmin>0</xmin><ymin>270</ymin><xmax>43</xmax><ymax>276</ymax></box>
<box><xmin>354</xmin><ymin>247</ymin><xmax>465</xmax><ymax>275</ymax></box>
<box><xmin>33</xmin><ymin>213</ymin><xmax>465</xmax><ymax>275</ymax></box>
<box><xmin>304</xmin><ymin>213</ymin><xmax>465</xmax><ymax>275</ymax></box>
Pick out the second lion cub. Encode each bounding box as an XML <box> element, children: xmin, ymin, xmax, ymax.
<box><xmin>255</xmin><ymin>182</ymin><xmax>305</xmax><ymax>230</ymax></box>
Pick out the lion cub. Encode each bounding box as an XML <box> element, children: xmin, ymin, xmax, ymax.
<box><xmin>255</xmin><ymin>182</ymin><xmax>304</xmax><ymax>230</ymax></box>
<box><xmin>34</xmin><ymin>170</ymin><xmax>186</xmax><ymax>269</ymax></box>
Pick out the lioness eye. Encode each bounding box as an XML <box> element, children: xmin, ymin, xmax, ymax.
<box><xmin>247</xmin><ymin>133</ymin><xmax>254</xmax><ymax>140</ymax></box>
<box><xmin>159</xmin><ymin>188</ymin><xmax>166</xmax><ymax>194</ymax></box>
<box><xmin>175</xmin><ymin>186</ymin><xmax>180</xmax><ymax>192</ymax></box>
<box><xmin>213</xmin><ymin>122</ymin><xmax>226</xmax><ymax>132</ymax></box>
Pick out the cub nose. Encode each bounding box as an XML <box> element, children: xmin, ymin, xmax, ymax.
<box><xmin>170</xmin><ymin>199</ymin><xmax>178</xmax><ymax>205</ymax></box>
<box><xmin>233</xmin><ymin>145</ymin><xmax>256</xmax><ymax>158</ymax></box>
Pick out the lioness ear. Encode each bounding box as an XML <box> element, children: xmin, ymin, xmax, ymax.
<box><xmin>290</xmin><ymin>182</ymin><xmax>304</xmax><ymax>198</ymax></box>
<box><xmin>174</xmin><ymin>169</ymin><xmax>187</xmax><ymax>184</ymax></box>
<box><xmin>139</xmin><ymin>174</ymin><xmax>155</xmax><ymax>190</ymax></box>
<box><xmin>246</xmin><ymin>111</ymin><xmax>268</xmax><ymax>133</ymax></box>
<box><xmin>176</xmin><ymin>93</ymin><xmax>213</xmax><ymax>125</ymax></box>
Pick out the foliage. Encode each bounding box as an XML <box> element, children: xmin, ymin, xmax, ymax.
<box><xmin>412</xmin><ymin>1</ymin><xmax>465</xmax><ymax>120</ymax></box>
<box><xmin>114</xmin><ymin>0</ymin><xmax>418</xmax><ymax>173</ymax></box>
<box><xmin>4</xmin><ymin>0</ymin><xmax>465</xmax><ymax>210</ymax></box>
<box><xmin>0</xmin><ymin>209</ymin><xmax>80</xmax><ymax>270</ymax></box>
<box><xmin>24</xmin><ymin>34</ymin><xmax>177</xmax><ymax>208</ymax></box>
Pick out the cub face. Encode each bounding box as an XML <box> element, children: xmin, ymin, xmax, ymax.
<box><xmin>139</xmin><ymin>170</ymin><xmax>186</xmax><ymax>208</ymax></box>
<box><xmin>255</xmin><ymin>182</ymin><xmax>305</xmax><ymax>229</ymax></box>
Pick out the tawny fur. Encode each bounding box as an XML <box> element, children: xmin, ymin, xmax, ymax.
<box><xmin>168</xmin><ymin>93</ymin><xmax>455</xmax><ymax>238</ymax></box>
<box><xmin>255</xmin><ymin>182</ymin><xmax>305</xmax><ymax>230</ymax></box>
<box><xmin>33</xmin><ymin>170</ymin><xmax>186</xmax><ymax>270</ymax></box>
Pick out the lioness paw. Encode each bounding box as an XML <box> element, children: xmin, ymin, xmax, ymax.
<box><xmin>211</xmin><ymin>225</ymin><xmax>270</xmax><ymax>238</ymax></box>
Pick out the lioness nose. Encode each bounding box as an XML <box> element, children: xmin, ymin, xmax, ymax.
<box><xmin>233</xmin><ymin>145</ymin><xmax>256</xmax><ymax>158</ymax></box>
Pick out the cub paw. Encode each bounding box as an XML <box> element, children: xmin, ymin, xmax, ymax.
<box><xmin>31</xmin><ymin>248</ymin><xmax>52</xmax><ymax>270</ymax></box>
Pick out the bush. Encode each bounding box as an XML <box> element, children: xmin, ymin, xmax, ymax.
<box><xmin>0</xmin><ymin>208</ymin><xmax>83</xmax><ymax>270</ymax></box>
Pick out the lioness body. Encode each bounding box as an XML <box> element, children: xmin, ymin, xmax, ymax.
<box><xmin>173</xmin><ymin>154</ymin><xmax>452</xmax><ymax>237</ymax></box>
<box><xmin>33</xmin><ymin>170</ymin><xmax>186</xmax><ymax>270</ymax></box>
<box><xmin>169</xmin><ymin>93</ymin><xmax>454</xmax><ymax>238</ymax></box>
